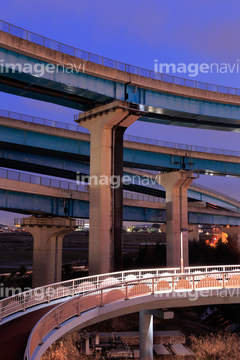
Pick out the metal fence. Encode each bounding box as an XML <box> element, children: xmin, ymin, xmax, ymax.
<box><xmin>123</xmin><ymin>191</ymin><xmax>165</xmax><ymax>203</ymax></box>
<box><xmin>25</xmin><ymin>267</ymin><xmax>240</xmax><ymax>359</ymax></box>
<box><xmin>123</xmin><ymin>133</ymin><xmax>240</xmax><ymax>157</ymax></box>
<box><xmin>0</xmin><ymin>109</ymin><xmax>90</xmax><ymax>134</ymax></box>
<box><xmin>0</xmin><ymin>267</ymin><xmax>180</xmax><ymax>323</ymax></box>
<box><xmin>0</xmin><ymin>168</ymin><xmax>89</xmax><ymax>192</ymax></box>
<box><xmin>1</xmin><ymin>20</ymin><xmax>240</xmax><ymax>96</ymax></box>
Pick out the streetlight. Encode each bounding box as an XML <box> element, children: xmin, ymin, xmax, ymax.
<box><xmin>180</xmin><ymin>228</ymin><xmax>188</xmax><ymax>273</ymax></box>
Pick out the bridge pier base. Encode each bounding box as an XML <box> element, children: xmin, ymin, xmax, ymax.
<box><xmin>188</xmin><ymin>224</ymin><xmax>199</xmax><ymax>241</ymax></box>
<box><xmin>76</xmin><ymin>103</ymin><xmax>140</xmax><ymax>275</ymax></box>
<box><xmin>22</xmin><ymin>217</ymin><xmax>77</xmax><ymax>287</ymax></box>
<box><xmin>156</xmin><ymin>170</ymin><xmax>194</xmax><ymax>268</ymax></box>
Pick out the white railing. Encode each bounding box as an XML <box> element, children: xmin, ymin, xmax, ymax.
<box><xmin>25</xmin><ymin>267</ymin><xmax>240</xmax><ymax>359</ymax></box>
<box><xmin>123</xmin><ymin>191</ymin><xmax>165</xmax><ymax>203</ymax></box>
<box><xmin>0</xmin><ymin>267</ymin><xmax>179</xmax><ymax>323</ymax></box>
<box><xmin>185</xmin><ymin>264</ymin><xmax>240</xmax><ymax>273</ymax></box>
<box><xmin>2</xmin><ymin>265</ymin><xmax>240</xmax><ymax>325</ymax></box>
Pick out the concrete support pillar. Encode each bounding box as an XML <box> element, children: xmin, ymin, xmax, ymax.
<box><xmin>156</xmin><ymin>171</ymin><xmax>194</xmax><ymax>268</ymax></box>
<box><xmin>76</xmin><ymin>104</ymin><xmax>139</xmax><ymax>274</ymax></box>
<box><xmin>188</xmin><ymin>224</ymin><xmax>199</xmax><ymax>241</ymax></box>
<box><xmin>23</xmin><ymin>217</ymin><xmax>76</xmax><ymax>287</ymax></box>
<box><xmin>139</xmin><ymin>311</ymin><xmax>153</xmax><ymax>360</ymax></box>
<box><xmin>113</xmin><ymin>126</ymin><xmax>126</xmax><ymax>272</ymax></box>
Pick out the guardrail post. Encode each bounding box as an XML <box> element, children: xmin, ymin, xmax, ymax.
<box><xmin>172</xmin><ymin>276</ymin><xmax>174</xmax><ymax>292</ymax></box>
<box><xmin>72</xmin><ymin>280</ymin><xmax>75</xmax><ymax>297</ymax></box>
<box><xmin>0</xmin><ymin>302</ymin><xmax>2</xmax><ymax>322</ymax></box>
<box><xmin>77</xmin><ymin>296</ymin><xmax>81</xmax><ymax>316</ymax></box>
<box><xmin>151</xmin><ymin>278</ymin><xmax>155</xmax><ymax>295</ymax></box>
<box><xmin>47</xmin><ymin>286</ymin><xmax>50</xmax><ymax>303</ymax></box>
<box><xmin>222</xmin><ymin>273</ymin><xmax>225</xmax><ymax>288</ymax></box>
<box><xmin>192</xmin><ymin>275</ymin><xmax>195</xmax><ymax>290</ymax></box>
<box><xmin>125</xmin><ymin>283</ymin><xmax>129</xmax><ymax>300</ymax></box>
<box><xmin>100</xmin><ymin>289</ymin><xmax>103</xmax><ymax>307</ymax></box>
<box><xmin>23</xmin><ymin>294</ymin><xmax>26</xmax><ymax>311</ymax></box>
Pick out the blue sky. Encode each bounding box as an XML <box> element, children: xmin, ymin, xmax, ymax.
<box><xmin>0</xmin><ymin>0</ymin><xmax>240</xmax><ymax>223</ymax></box>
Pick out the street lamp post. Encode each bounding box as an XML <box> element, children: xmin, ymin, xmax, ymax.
<box><xmin>180</xmin><ymin>228</ymin><xmax>188</xmax><ymax>273</ymax></box>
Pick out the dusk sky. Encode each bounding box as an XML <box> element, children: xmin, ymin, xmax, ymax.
<box><xmin>0</xmin><ymin>0</ymin><xmax>240</xmax><ymax>223</ymax></box>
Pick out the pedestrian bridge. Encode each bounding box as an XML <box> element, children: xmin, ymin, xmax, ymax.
<box><xmin>1</xmin><ymin>266</ymin><xmax>240</xmax><ymax>359</ymax></box>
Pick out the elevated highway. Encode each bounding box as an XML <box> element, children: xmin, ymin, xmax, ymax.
<box><xmin>0</xmin><ymin>110</ymin><xmax>240</xmax><ymax>177</ymax></box>
<box><xmin>1</xmin><ymin>19</ymin><xmax>240</xmax><ymax>274</ymax></box>
<box><xmin>1</xmin><ymin>21</ymin><xmax>240</xmax><ymax>131</ymax></box>
<box><xmin>1</xmin><ymin>25</ymin><xmax>240</xmax><ymax>360</ymax></box>
<box><xmin>1</xmin><ymin>169</ymin><xmax>240</xmax><ymax>225</ymax></box>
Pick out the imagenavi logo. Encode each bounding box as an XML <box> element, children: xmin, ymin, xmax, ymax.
<box><xmin>154</xmin><ymin>59</ymin><xmax>240</xmax><ymax>77</ymax></box>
